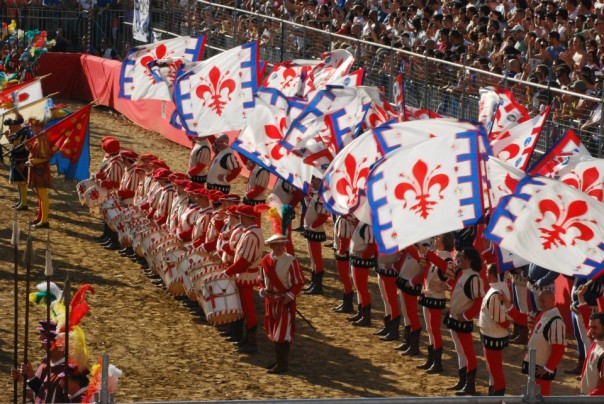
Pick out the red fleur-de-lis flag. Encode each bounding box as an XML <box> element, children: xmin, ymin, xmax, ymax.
<box><xmin>528</xmin><ymin>129</ymin><xmax>591</xmax><ymax>176</ymax></box>
<box><xmin>46</xmin><ymin>104</ymin><xmax>91</xmax><ymax>163</ymax></box>
<box><xmin>119</xmin><ymin>35</ymin><xmax>206</xmax><ymax>101</ymax></box>
<box><xmin>262</xmin><ymin>61</ymin><xmax>320</xmax><ymax>97</ymax></box>
<box><xmin>556</xmin><ymin>156</ymin><xmax>604</xmax><ymax>202</ymax></box>
<box><xmin>480</xmin><ymin>87</ymin><xmax>530</xmax><ymax>140</ymax></box>
<box><xmin>490</xmin><ymin>106</ymin><xmax>550</xmax><ymax>171</ymax></box>
<box><xmin>321</xmin><ymin>118</ymin><xmax>480</xmax><ymax>224</ymax></box>
<box><xmin>232</xmin><ymin>87</ymin><xmax>322</xmax><ymax>194</ymax></box>
<box><xmin>485</xmin><ymin>175</ymin><xmax>604</xmax><ymax>278</ymax></box>
<box><xmin>367</xmin><ymin>128</ymin><xmax>485</xmax><ymax>253</ymax></box>
<box><xmin>174</xmin><ymin>42</ymin><xmax>259</xmax><ymax>137</ymax></box>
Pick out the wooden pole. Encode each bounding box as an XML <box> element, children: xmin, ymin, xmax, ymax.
<box><xmin>21</xmin><ymin>226</ymin><xmax>32</xmax><ymax>404</ymax></box>
<box><xmin>12</xmin><ymin>209</ymin><xmax>19</xmax><ymax>404</ymax></box>
<box><xmin>63</xmin><ymin>276</ymin><xmax>71</xmax><ymax>397</ymax></box>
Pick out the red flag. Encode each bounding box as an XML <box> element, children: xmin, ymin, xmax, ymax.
<box><xmin>46</xmin><ymin>104</ymin><xmax>91</xmax><ymax>163</ymax></box>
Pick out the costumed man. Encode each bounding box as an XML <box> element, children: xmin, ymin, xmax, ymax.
<box><xmin>147</xmin><ymin>169</ymin><xmax>176</xmax><ymax>226</ymax></box>
<box><xmin>417</xmin><ymin>232</ymin><xmax>455</xmax><ymax>374</ymax></box>
<box><xmin>525</xmin><ymin>263</ymin><xmax>559</xmax><ymax>315</ymax></box>
<box><xmin>271</xmin><ymin>178</ymin><xmax>304</xmax><ymax>255</ymax></box>
<box><xmin>258</xmin><ymin>233</ymin><xmax>305</xmax><ymax>374</ymax></box>
<box><xmin>346</xmin><ymin>221</ymin><xmax>377</xmax><ymax>327</ymax></box>
<box><xmin>11</xmin><ymin>320</ymin><xmax>68</xmax><ymax>403</ymax></box>
<box><xmin>302</xmin><ymin>176</ymin><xmax>330</xmax><ymax>295</ymax></box>
<box><xmin>223</xmin><ymin>205</ymin><xmax>265</xmax><ymax>353</ymax></box>
<box><xmin>332</xmin><ymin>214</ymin><xmax>357</xmax><ymax>313</ymax></box>
<box><xmin>396</xmin><ymin>241</ymin><xmax>431</xmax><ymax>355</ymax></box>
<box><xmin>517</xmin><ymin>290</ymin><xmax>566</xmax><ymax>396</ymax></box>
<box><xmin>198</xmin><ymin>193</ymin><xmax>239</xmax><ymax>253</ymax></box>
<box><xmin>243</xmin><ymin>159</ymin><xmax>270</xmax><ymax>206</ymax></box>
<box><xmin>375</xmin><ymin>250</ymin><xmax>403</xmax><ymax>341</ymax></box>
<box><xmin>187</xmin><ymin>135</ymin><xmax>212</xmax><ymax>185</ymax></box>
<box><xmin>25</xmin><ymin>117</ymin><xmax>52</xmax><ymax>229</ymax></box>
<box><xmin>445</xmin><ymin>247</ymin><xmax>485</xmax><ymax>396</ymax></box>
<box><xmin>5</xmin><ymin>115</ymin><xmax>30</xmax><ymax>210</ymax></box>
<box><xmin>92</xmin><ymin>137</ymin><xmax>123</xmax><ymax>245</ymax></box>
<box><xmin>507</xmin><ymin>264</ymin><xmax>530</xmax><ymax>345</ymax></box>
<box><xmin>190</xmin><ymin>189</ymin><xmax>215</xmax><ymax>248</ymax></box>
<box><xmin>575</xmin><ymin>285</ymin><xmax>604</xmax><ymax>396</ymax></box>
<box><xmin>565</xmin><ymin>277</ymin><xmax>604</xmax><ymax>375</ymax></box>
<box><xmin>206</xmin><ymin>134</ymin><xmax>242</xmax><ymax>193</ymax></box>
<box><xmin>479</xmin><ymin>264</ymin><xmax>513</xmax><ymax>396</ymax></box>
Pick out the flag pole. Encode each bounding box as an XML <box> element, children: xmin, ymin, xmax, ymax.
<box><xmin>63</xmin><ymin>275</ymin><xmax>71</xmax><ymax>397</ymax></box>
<box><xmin>21</xmin><ymin>226</ymin><xmax>33</xmax><ymax>404</ymax></box>
<box><xmin>11</xmin><ymin>209</ymin><xmax>20</xmax><ymax>404</ymax></box>
<box><xmin>44</xmin><ymin>234</ymin><xmax>53</xmax><ymax>393</ymax></box>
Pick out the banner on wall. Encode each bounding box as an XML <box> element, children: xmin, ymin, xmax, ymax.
<box><xmin>133</xmin><ymin>0</ymin><xmax>150</xmax><ymax>43</ymax></box>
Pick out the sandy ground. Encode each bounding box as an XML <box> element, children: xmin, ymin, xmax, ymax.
<box><xmin>0</xmin><ymin>103</ymin><xmax>583</xmax><ymax>402</ymax></box>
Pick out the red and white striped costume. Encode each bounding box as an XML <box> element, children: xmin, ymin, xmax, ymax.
<box><xmin>191</xmin><ymin>206</ymin><xmax>214</xmax><ymax>247</ymax></box>
<box><xmin>224</xmin><ymin>225</ymin><xmax>264</xmax><ymax>330</ymax></box>
<box><xmin>244</xmin><ymin>165</ymin><xmax>270</xmax><ymax>204</ymax></box>
<box><xmin>522</xmin><ymin>307</ymin><xmax>566</xmax><ymax>396</ymax></box>
<box><xmin>421</xmin><ymin>250</ymin><xmax>452</xmax><ymax>351</ymax></box>
<box><xmin>398</xmin><ymin>246</ymin><xmax>425</xmax><ymax>333</ymax></box>
<box><xmin>576</xmin><ymin>304</ymin><xmax>604</xmax><ymax>395</ymax></box>
<box><xmin>99</xmin><ymin>154</ymin><xmax>126</xmax><ymax>193</ymax></box>
<box><xmin>478</xmin><ymin>281</ymin><xmax>512</xmax><ymax>394</ymax></box>
<box><xmin>376</xmin><ymin>252</ymin><xmax>403</xmax><ymax>320</ymax></box>
<box><xmin>259</xmin><ymin>252</ymin><xmax>305</xmax><ymax>342</ymax></box>
<box><xmin>448</xmin><ymin>268</ymin><xmax>484</xmax><ymax>374</ymax></box>
<box><xmin>349</xmin><ymin>222</ymin><xmax>376</xmax><ymax>307</ymax></box>
<box><xmin>118</xmin><ymin>164</ymin><xmax>144</xmax><ymax>204</ymax></box>
<box><xmin>220</xmin><ymin>223</ymin><xmax>244</xmax><ymax>264</ymax></box>
<box><xmin>188</xmin><ymin>138</ymin><xmax>212</xmax><ymax>183</ymax></box>
<box><xmin>176</xmin><ymin>204</ymin><xmax>203</xmax><ymax>242</ymax></box>
<box><xmin>149</xmin><ymin>184</ymin><xmax>175</xmax><ymax>225</ymax></box>
<box><xmin>167</xmin><ymin>191</ymin><xmax>190</xmax><ymax>233</ymax></box>
<box><xmin>199</xmin><ymin>210</ymin><xmax>227</xmax><ymax>252</ymax></box>
<box><xmin>303</xmin><ymin>192</ymin><xmax>329</xmax><ymax>274</ymax></box>
<box><xmin>334</xmin><ymin>214</ymin><xmax>356</xmax><ymax>294</ymax></box>
<box><xmin>206</xmin><ymin>147</ymin><xmax>241</xmax><ymax>191</ymax></box>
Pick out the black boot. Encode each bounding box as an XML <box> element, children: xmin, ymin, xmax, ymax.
<box><xmin>394</xmin><ymin>325</ymin><xmax>411</xmax><ymax>351</ymax></box>
<box><xmin>446</xmin><ymin>367</ymin><xmax>467</xmax><ymax>391</ymax></box>
<box><xmin>455</xmin><ymin>368</ymin><xmax>477</xmax><ymax>396</ymax></box>
<box><xmin>302</xmin><ymin>272</ymin><xmax>316</xmax><ymax>292</ymax></box>
<box><xmin>225</xmin><ymin>319</ymin><xmax>244</xmax><ymax>343</ymax></box>
<box><xmin>510</xmin><ymin>325</ymin><xmax>529</xmax><ymax>345</ymax></box>
<box><xmin>374</xmin><ymin>315</ymin><xmax>391</xmax><ymax>336</ymax></box>
<box><xmin>402</xmin><ymin>329</ymin><xmax>421</xmax><ymax>356</ymax></box>
<box><xmin>119</xmin><ymin>246</ymin><xmax>134</xmax><ymax>257</ymax></box>
<box><xmin>426</xmin><ymin>347</ymin><xmax>443</xmax><ymax>374</ymax></box>
<box><xmin>492</xmin><ymin>388</ymin><xmax>505</xmax><ymax>396</ymax></box>
<box><xmin>416</xmin><ymin>345</ymin><xmax>434</xmax><ymax>370</ymax></box>
<box><xmin>564</xmin><ymin>357</ymin><xmax>585</xmax><ymax>375</ymax></box>
<box><xmin>305</xmin><ymin>272</ymin><xmax>324</xmax><ymax>295</ymax></box>
<box><xmin>267</xmin><ymin>342</ymin><xmax>290</xmax><ymax>374</ymax></box>
<box><xmin>346</xmin><ymin>304</ymin><xmax>363</xmax><ymax>322</ymax></box>
<box><xmin>352</xmin><ymin>304</ymin><xmax>372</xmax><ymax>327</ymax></box>
<box><xmin>237</xmin><ymin>327</ymin><xmax>258</xmax><ymax>354</ymax></box>
<box><xmin>334</xmin><ymin>292</ymin><xmax>355</xmax><ymax>313</ymax></box>
<box><xmin>103</xmin><ymin>229</ymin><xmax>121</xmax><ymax>250</ymax></box>
<box><xmin>381</xmin><ymin>315</ymin><xmax>400</xmax><ymax>341</ymax></box>
<box><xmin>95</xmin><ymin>223</ymin><xmax>110</xmax><ymax>242</ymax></box>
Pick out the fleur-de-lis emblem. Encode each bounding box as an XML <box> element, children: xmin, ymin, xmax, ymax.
<box><xmin>497</xmin><ymin>173</ymin><xmax>519</xmax><ymax>194</ymax></box>
<box><xmin>535</xmin><ymin>197</ymin><xmax>597</xmax><ymax>249</ymax></box>
<box><xmin>280</xmin><ymin>66</ymin><xmax>297</xmax><ymax>89</ymax></box>
<box><xmin>265</xmin><ymin>117</ymin><xmax>289</xmax><ymax>161</ymax></box>
<box><xmin>562</xmin><ymin>167</ymin><xmax>604</xmax><ymax>202</ymax></box>
<box><xmin>394</xmin><ymin>160</ymin><xmax>450</xmax><ymax>219</ymax></box>
<box><xmin>334</xmin><ymin>154</ymin><xmax>369</xmax><ymax>207</ymax></box>
<box><xmin>89</xmin><ymin>188</ymin><xmax>99</xmax><ymax>201</ymax></box>
<box><xmin>195</xmin><ymin>66</ymin><xmax>236</xmax><ymax>116</ymax></box>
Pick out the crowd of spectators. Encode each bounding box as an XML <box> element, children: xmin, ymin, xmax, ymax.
<box><xmin>186</xmin><ymin>0</ymin><xmax>603</xmax><ymax>151</ymax></box>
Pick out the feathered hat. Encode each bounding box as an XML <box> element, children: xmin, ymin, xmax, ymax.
<box><xmin>265</xmin><ymin>193</ymin><xmax>294</xmax><ymax>236</ymax></box>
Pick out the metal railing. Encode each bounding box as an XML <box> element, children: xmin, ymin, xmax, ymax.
<box><xmin>0</xmin><ymin>1</ymin><xmax>601</xmax><ymax>158</ymax></box>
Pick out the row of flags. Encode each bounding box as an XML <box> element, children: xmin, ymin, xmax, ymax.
<box><xmin>118</xmin><ymin>37</ymin><xmax>604</xmax><ymax>279</ymax></box>
<box><xmin>0</xmin><ymin>76</ymin><xmax>92</xmax><ymax>181</ymax></box>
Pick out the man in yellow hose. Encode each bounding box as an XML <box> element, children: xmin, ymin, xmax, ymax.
<box><xmin>25</xmin><ymin>117</ymin><xmax>52</xmax><ymax>229</ymax></box>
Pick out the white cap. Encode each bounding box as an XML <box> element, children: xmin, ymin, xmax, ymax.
<box><xmin>265</xmin><ymin>234</ymin><xmax>288</xmax><ymax>244</ymax></box>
